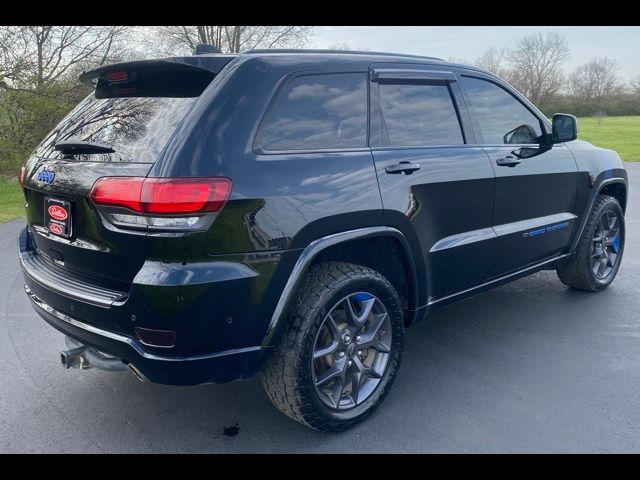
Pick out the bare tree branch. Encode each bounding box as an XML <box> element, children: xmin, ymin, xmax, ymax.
<box><xmin>503</xmin><ymin>31</ymin><xmax>570</xmax><ymax>104</ymax></box>
<box><xmin>569</xmin><ymin>57</ymin><xmax>622</xmax><ymax>102</ymax></box>
<box><xmin>149</xmin><ymin>25</ymin><xmax>313</xmax><ymax>55</ymax></box>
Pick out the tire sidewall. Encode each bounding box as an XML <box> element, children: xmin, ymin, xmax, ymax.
<box><xmin>584</xmin><ymin>197</ymin><xmax>625</xmax><ymax>289</ymax></box>
<box><xmin>296</xmin><ymin>274</ymin><xmax>404</xmax><ymax>427</ymax></box>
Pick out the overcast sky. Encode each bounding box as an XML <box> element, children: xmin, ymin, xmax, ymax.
<box><xmin>308</xmin><ymin>26</ymin><xmax>640</xmax><ymax>82</ymax></box>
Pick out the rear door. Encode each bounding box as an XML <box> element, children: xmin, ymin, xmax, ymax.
<box><xmin>369</xmin><ymin>64</ymin><xmax>496</xmax><ymax>300</ymax></box>
<box><xmin>21</xmin><ymin>63</ymin><xmax>218</xmax><ymax>286</ymax></box>
<box><xmin>455</xmin><ymin>69</ymin><xmax>579</xmax><ymax>277</ymax></box>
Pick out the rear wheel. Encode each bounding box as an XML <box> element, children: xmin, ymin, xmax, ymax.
<box><xmin>261</xmin><ymin>261</ymin><xmax>404</xmax><ymax>432</ymax></box>
<box><xmin>557</xmin><ymin>195</ymin><xmax>625</xmax><ymax>291</ymax></box>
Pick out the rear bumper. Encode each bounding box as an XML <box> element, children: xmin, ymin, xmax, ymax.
<box><xmin>18</xmin><ymin>226</ymin><xmax>281</xmax><ymax>385</ymax></box>
<box><xmin>24</xmin><ymin>285</ymin><xmax>271</xmax><ymax>385</ymax></box>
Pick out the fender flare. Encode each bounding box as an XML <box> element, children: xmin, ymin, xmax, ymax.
<box><xmin>569</xmin><ymin>177</ymin><xmax>626</xmax><ymax>253</ymax></box>
<box><xmin>261</xmin><ymin>226</ymin><xmax>419</xmax><ymax>347</ymax></box>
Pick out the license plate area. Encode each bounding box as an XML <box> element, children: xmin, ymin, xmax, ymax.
<box><xmin>44</xmin><ymin>197</ymin><xmax>72</xmax><ymax>238</ymax></box>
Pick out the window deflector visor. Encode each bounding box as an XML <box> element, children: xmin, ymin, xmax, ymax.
<box><xmin>371</xmin><ymin>69</ymin><xmax>457</xmax><ymax>83</ymax></box>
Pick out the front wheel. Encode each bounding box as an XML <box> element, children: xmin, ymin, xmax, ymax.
<box><xmin>557</xmin><ymin>195</ymin><xmax>625</xmax><ymax>291</ymax></box>
<box><xmin>261</xmin><ymin>262</ymin><xmax>404</xmax><ymax>432</ymax></box>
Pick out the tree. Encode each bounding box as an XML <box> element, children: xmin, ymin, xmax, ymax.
<box><xmin>503</xmin><ymin>31</ymin><xmax>570</xmax><ymax>104</ymax></box>
<box><xmin>0</xmin><ymin>26</ymin><xmax>131</xmax><ymax>90</ymax></box>
<box><xmin>630</xmin><ymin>75</ymin><xmax>640</xmax><ymax>96</ymax></box>
<box><xmin>0</xmin><ymin>26</ymin><xmax>133</xmax><ymax>176</ymax></box>
<box><xmin>473</xmin><ymin>47</ymin><xmax>509</xmax><ymax>79</ymax></box>
<box><xmin>150</xmin><ymin>26</ymin><xmax>313</xmax><ymax>56</ymax></box>
<box><xmin>328</xmin><ymin>42</ymin><xmax>352</xmax><ymax>51</ymax></box>
<box><xmin>569</xmin><ymin>57</ymin><xmax>622</xmax><ymax>102</ymax></box>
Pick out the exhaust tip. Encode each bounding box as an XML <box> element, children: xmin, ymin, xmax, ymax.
<box><xmin>128</xmin><ymin>364</ymin><xmax>148</xmax><ymax>382</ymax></box>
<box><xmin>60</xmin><ymin>352</ymin><xmax>68</xmax><ymax>368</ymax></box>
<box><xmin>60</xmin><ymin>346</ymin><xmax>90</xmax><ymax>369</ymax></box>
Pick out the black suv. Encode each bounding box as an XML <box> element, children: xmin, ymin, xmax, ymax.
<box><xmin>18</xmin><ymin>49</ymin><xmax>627</xmax><ymax>431</ymax></box>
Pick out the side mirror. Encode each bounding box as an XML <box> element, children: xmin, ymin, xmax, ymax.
<box><xmin>552</xmin><ymin>113</ymin><xmax>578</xmax><ymax>143</ymax></box>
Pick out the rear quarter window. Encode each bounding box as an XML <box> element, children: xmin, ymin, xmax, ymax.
<box><xmin>256</xmin><ymin>72</ymin><xmax>368</xmax><ymax>152</ymax></box>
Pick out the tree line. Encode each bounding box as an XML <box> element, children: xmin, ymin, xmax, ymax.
<box><xmin>467</xmin><ymin>31</ymin><xmax>640</xmax><ymax>117</ymax></box>
<box><xmin>1</xmin><ymin>27</ymin><xmax>639</xmax><ymax>177</ymax></box>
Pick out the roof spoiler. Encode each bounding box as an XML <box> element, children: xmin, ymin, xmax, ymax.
<box><xmin>79</xmin><ymin>56</ymin><xmax>236</xmax><ymax>89</ymax></box>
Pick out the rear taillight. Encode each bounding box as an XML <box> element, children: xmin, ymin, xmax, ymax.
<box><xmin>89</xmin><ymin>177</ymin><xmax>232</xmax><ymax>230</ymax></box>
<box><xmin>90</xmin><ymin>177</ymin><xmax>144</xmax><ymax>212</ymax></box>
<box><xmin>141</xmin><ymin>178</ymin><xmax>232</xmax><ymax>214</ymax></box>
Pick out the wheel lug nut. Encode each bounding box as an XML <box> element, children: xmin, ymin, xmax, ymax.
<box><xmin>355</xmin><ymin>335</ymin><xmax>362</xmax><ymax>342</ymax></box>
<box><xmin>338</xmin><ymin>351</ymin><xmax>345</xmax><ymax>358</ymax></box>
<box><xmin>347</xmin><ymin>360</ymin><xmax>353</xmax><ymax>367</ymax></box>
<box><xmin>357</xmin><ymin>350</ymin><xmax>362</xmax><ymax>357</ymax></box>
<box><xmin>343</xmin><ymin>334</ymin><xmax>351</xmax><ymax>343</ymax></box>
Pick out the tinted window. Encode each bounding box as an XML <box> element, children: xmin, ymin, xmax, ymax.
<box><xmin>377</xmin><ymin>83</ymin><xmax>463</xmax><ymax>147</ymax></box>
<box><xmin>258</xmin><ymin>73</ymin><xmax>367</xmax><ymax>151</ymax></box>
<box><xmin>461</xmin><ymin>76</ymin><xmax>543</xmax><ymax>144</ymax></box>
<box><xmin>35</xmin><ymin>95</ymin><xmax>196</xmax><ymax>163</ymax></box>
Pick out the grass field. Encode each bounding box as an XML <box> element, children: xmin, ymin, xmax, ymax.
<box><xmin>578</xmin><ymin>116</ymin><xmax>640</xmax><ymax>162</ymax></box>
<box><xmin>0</xmin><ymin>116</ymin><xmax>637</xmax><ymax>224</ymax></box>
<box><xmin>0</xmin><ymin>177</ymin><xmax>24</xmax><ymax>223</ymax></box>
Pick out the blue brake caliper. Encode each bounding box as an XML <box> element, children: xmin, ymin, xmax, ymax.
<box><xmin>352</xmin><ymin>293</ymin><xmax>373</xmax><ymax>302</ymax></box>
<box><xmin>613</xmin><ymin>234</ymin><xmax>620</xmax><ymax>253</ymax></box>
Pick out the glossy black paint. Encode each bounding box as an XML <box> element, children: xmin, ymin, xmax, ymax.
<box><xmin>18</xmin><ymin>50</ymin><xmax>627</xmax><ymax>386</ymax></box>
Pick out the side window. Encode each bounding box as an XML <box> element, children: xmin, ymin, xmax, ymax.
<box><xmin>460</xmin><ymin>76</ymin><xmax>544</xmax><ymax>144</ymax></box>
<box><xmin>377</xmin><ymin>83</ymin><xmax>464</xmax><ymax>147</ymax></box>
<box><xmin>257</xmin><ymin>72</ymin><xmax>367</xmax><ymax>151</ymax></box>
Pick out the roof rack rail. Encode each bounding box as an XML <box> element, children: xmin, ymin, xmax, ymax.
<box><xmin>240</xmin><ymin>48</ymin><xmax>444</xmax><ymax>61</ymax></box>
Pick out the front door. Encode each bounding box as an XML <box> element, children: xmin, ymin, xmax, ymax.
<box><xmin>456</xmin><ymin>70</ymin><xmax>579</xmax><ymax>278</ymax></box>
<box><xmin>369</xmin><ymin>64</ymin><xmax>496</xmax><ymax>300</ymax></box>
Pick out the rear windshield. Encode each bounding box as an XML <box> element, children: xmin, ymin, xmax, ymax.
<box><xmin>34</xmin><ymin>95</ymin><xmax>196</xmax><ymax>163</ymax></box>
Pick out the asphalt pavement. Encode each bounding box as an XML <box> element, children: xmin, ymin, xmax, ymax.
<box><xmin>1</xmin><ymin>164</ymin><xmax>639</xmax><ymax>453</ymax></box>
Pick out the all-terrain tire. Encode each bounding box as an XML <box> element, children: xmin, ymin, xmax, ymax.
<box><xmin>557</xmin><ymin>195</ymin><xmax>625</xmax><ymax>291</ymax></box>
<box><xmin>261</xmin><ymin>261</ymin><xmax>405</xmax><ymax>432</ymax></box>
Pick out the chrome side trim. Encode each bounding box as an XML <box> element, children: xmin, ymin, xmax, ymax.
<box><xmin>428</xmin><ymin>253</ymin><xmax>570</xmax><ymax>307</ymax></box>
<box><xmin>25</xmin><ymin>285</ymin><xmax>262</xmax><ymax>363</ymax></box>
<box><xmin>264</xmin><ymin>226</ymin><xmax>407</xmax><ymax>342</ymax></box>
<box><xmin>429</xmin><ymin>213</ymin><xmax>577</xmax><ymax>253</ymax></box>
<box><xmin>430</xmin><ymin>227</ymin><xmax>495</xmax><ymax>252</ymax></box>
<box><xmin>492</xmin><ymin>212</ymin><xmax>577</xmax><ymax>237</ymax></box>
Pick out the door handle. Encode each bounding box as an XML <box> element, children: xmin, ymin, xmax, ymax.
<box><xmin>385</xmin><ymin>161</ymin><xmax>421</xmax><ymax>175</ymax></box>
<box><xmin>496</xmin><ymin>156</ymin><xmax>521</xmax><ymax>167</ymax></box>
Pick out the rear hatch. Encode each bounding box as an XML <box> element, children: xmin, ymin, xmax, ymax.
<box><xmin>21</xmin><ymin>58</ymin><xmax>231</xmax><ymax>287</ymax></box>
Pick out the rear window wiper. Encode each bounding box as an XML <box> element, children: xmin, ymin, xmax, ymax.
<box><xmin>54</xmin><ymin>140</ymin><xmax>115</xmax><ymax>156</ymax></box>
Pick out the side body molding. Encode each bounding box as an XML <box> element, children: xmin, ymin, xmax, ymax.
<box><xmin>262</xmin><ymin>226</ymin><xmax>418</xmax><ymax>347</ymax></box>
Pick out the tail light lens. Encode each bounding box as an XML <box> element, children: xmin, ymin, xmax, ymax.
<box><xmin>90</xmin><ymin>177</ymin><xmax>232</xmax><ymax>214</ymax></box>
<box><xmin>141</xmin><ymin>178</ymin><xmax>232</xmax><ymax>214</ymax></box>
<box><xmin>89</xmin><ymin>177</ymin><xmax>232</xmax><ymax>230</ymax></box>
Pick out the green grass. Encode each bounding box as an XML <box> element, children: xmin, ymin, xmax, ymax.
<box><xmin>578</xmin><ymin>116</ymin><xmax>640</xmax><ymax>161</ymax></box>
<box><xmin>0</xmin><ymin>177</ymin><xmax>25</xmax><ymax>223</ymax></box>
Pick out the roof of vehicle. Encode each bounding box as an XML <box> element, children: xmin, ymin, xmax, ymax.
<box><xmin>79</xmin><ymin>48</ymin><xmax>499</xmax><ymax>87</ymax></box>
<box><xmin>240</xmin><ymin>48</ymin><xmax>446</xmax><ymax>62</ymax></box>
<box><xmin>235</xmin><ymin>49</ymin><xmax>496</xmax><ymax>77</ymax></box>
